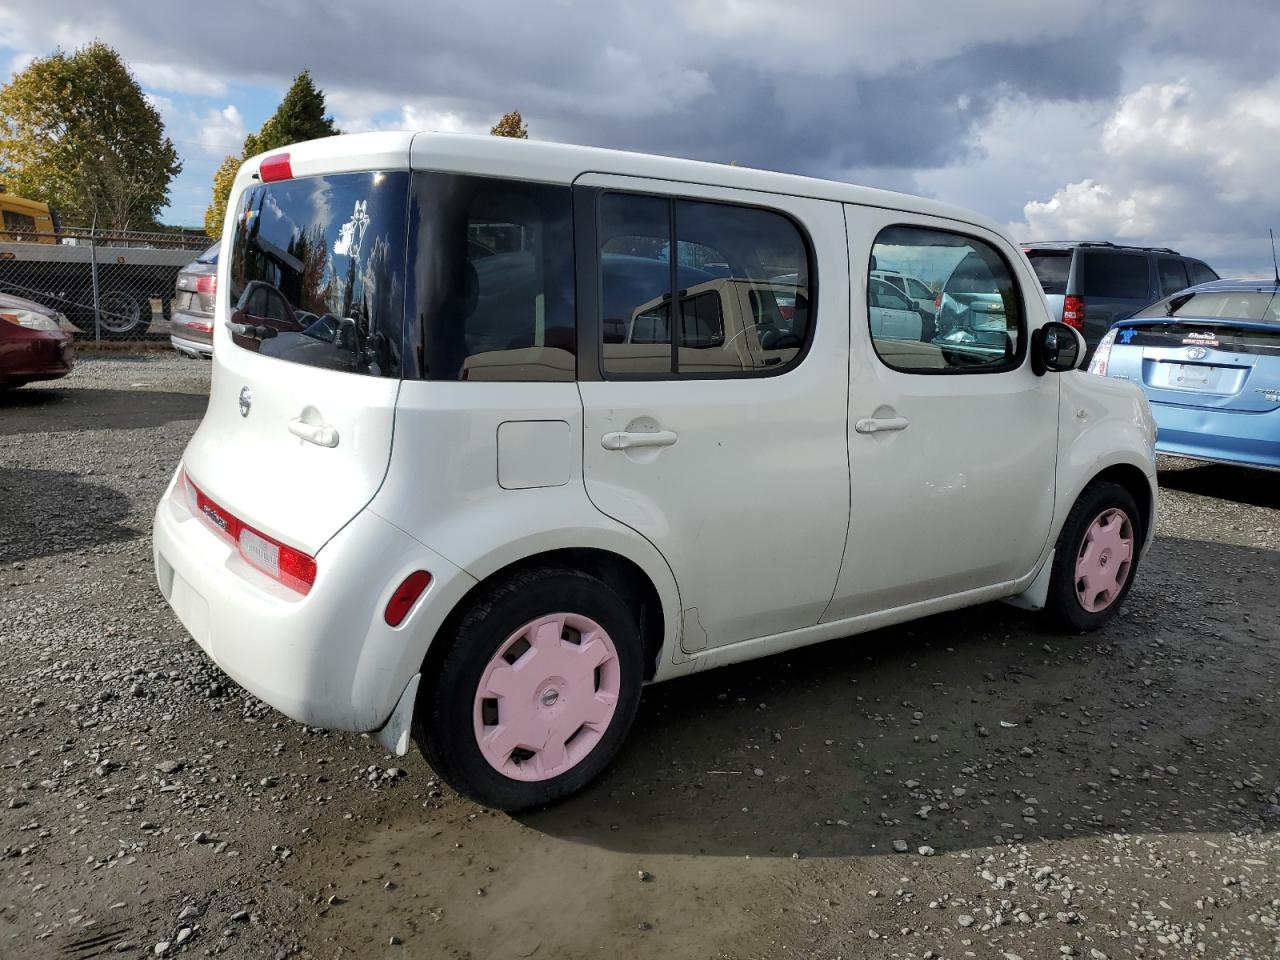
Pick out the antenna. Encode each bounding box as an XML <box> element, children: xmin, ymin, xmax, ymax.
<box><xmin>1271</xmin><ymin>228</ymin><xmax>1280</xmax><ymax>285</ymax></box>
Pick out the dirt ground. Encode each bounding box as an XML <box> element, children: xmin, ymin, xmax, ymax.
<box><xmin>2</xmin><ymin>354</ymin><xmax>1278</xmax><ymax>960</ymax></box>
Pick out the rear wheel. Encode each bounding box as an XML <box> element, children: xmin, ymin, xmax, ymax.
<box><xmin>96</xmin><ymin>289</ymin><xmax>151</xmax><ymax>340</ymax></box>
<box><xmin>414</xmin><ymin>567</ymin><xmax>644</xmax><ymax>811</ymax></box>
<box><xmin>1044</xmin><ymin>481</ymin><xmax>1141</xmax><ymax>632</ymax></box>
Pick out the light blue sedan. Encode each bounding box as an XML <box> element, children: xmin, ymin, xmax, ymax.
<box><xmin>1089</xmin><ymin>278</ymin><xmax>1280</xmax><ymax>470</ymax></box>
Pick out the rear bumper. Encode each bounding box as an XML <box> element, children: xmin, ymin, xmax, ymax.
<box><xmin>170</xmin><ymin>333</ymin><xmax>213</xmax><ymax>358</ymax></box>
<box><xmin>170</xmin><ymin>310</ymin><xmax>214</xmax><ymax>354</ymax></box>
<box><xmin>152</xmin><ymin>470</ymin><xmax>477</xmax><ymax>732</ymax></box>
<box><xmin>1152</xmin><ymin>401</ymin><xmax>1280</xmax><ymax>470</ymax></box>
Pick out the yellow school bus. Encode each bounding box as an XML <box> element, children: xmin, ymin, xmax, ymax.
<box><xmin>0</xmin><ymin>193</ymin><xmax>59</xmax><ymax>243</ymax></box>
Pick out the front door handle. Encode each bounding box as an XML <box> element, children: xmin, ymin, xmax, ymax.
<box><xmin>854</xmin><ymin>416</ymin><xmax>910</xmax><ymax>435</ymax></box>
<box><xmin>601</xmin><ymin>429</ymin><xmax>678</xmax><ymax>451</ymax></box>
<box><xmin>288</xmin><ymin>418</ymin><xmax>339</xmax><ymax>448</ymax></box>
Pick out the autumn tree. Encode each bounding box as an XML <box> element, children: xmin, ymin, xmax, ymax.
<box><xmin>205</xmin><ymin>70</ymin><xmax>340</xmax><ymax>236</ymax></box>
<box><xmin>203</xmin><ymin>154</ymin><xmax>241</xmax><ymax>236</ymax></box>
<box><xmin>490</xmin><ymin>110</ymin><xmax>529</xmax><ymax>139</ymax></box>
<box><xmin>0</xmin><ymin>42</ymin><xmax>181</xmax><ymax>231</ymax></box>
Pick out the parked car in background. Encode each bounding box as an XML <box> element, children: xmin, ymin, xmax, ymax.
<box><xmin>1022</xmin><ymin>241</ymin><xmax>1218</xmax><ymax>349</ymax></box>
<box><xmin>170</xmin><ymin>242</ymin><xmax>219</xmax><ymax>357</ymax></box>
<box><xmin>155</xmin><ymin>132</ymin><xmax>1158</xmax><ymax>812</ymax></box>
<box><xmin>872</xmin><ymin>268</ymin><xmax>937</xmax><ymax>325</ymax></box>
<box><xmin>1089</xmin><ymin>278</ymin><xmax>1280</xmax><ymax>470</ymax></box>
<box><xmin>0</xmin><ymin>291</ymin><xmax>74</xmax><ymax>389</ymax></box>
<box><xmin>868</xmin><ymin>275</ymin><xmax>924</xmax><ymax>341</ymax></box>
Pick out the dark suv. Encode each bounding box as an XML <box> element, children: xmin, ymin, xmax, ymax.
<box><xmin>1022</xmin><ymin>241</ymin><xmax>1218</xmax><ymax>349</ymax></box>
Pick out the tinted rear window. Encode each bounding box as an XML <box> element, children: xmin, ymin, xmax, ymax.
<box><xmin>228</xmin><ymin>171</ymin><xmax>408</xmax><ymax>377</ymax></box>
<box><xmin>1026</xmin><ymin>251</ymin><xmax>1070</xmax><ymax>295</ymax></box>
<box><xmin>1081</xmin><ymin>250</ymin><xmax>1150</xmax><ymax>299</ymax></box>
<box><xmin>1134</xmin><ymin>290</ymin><xmax>1280</xmax><ymax>323</ymax></box>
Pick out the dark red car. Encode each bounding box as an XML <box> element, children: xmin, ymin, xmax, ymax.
<box><xmin>0</xmin><ymin>291</ymin><xmax>74</xmax><ymax>389</ymax></box>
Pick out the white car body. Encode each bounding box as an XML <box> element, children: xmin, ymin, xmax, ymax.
<box><xmin>153</xmin><ymin>132</ymin><xmax>1158</xmax><ymax>768</ymax></box>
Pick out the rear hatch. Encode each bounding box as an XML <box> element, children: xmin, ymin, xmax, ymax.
<box><xmin>180</xmin><ymin>134</ymin><xmax>413</xmax><ymax>557</ymax></box>
<box><xmin>1108</xmin><ymin>318</ymin><xmax>1280</xmax><ymax>413</ymax></box>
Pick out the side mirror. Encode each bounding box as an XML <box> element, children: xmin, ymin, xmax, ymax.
<box><xmin>336</xmin><ymin>316</ymin><xmax>359</xmax><ymax>351</ymax></box>
<box><xmin>1032</xmin><ymin>321</ymin><xmax>1087</xmax><ymax>375</ymax></box>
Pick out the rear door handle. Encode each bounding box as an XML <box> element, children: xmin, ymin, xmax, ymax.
<box><xmin>288</xmin><ymin>418</ymin><xmax>339</xmax><ymax>448</ymax></box>
<box><xmin>601</xmin><ymin>430</ymin><xmax>678</xmax><ymax>451</ymax></box>
<box><xmin>854</xmin><ymin>416</ymin><xmax>910</xmax><ymax>435</ymax></box>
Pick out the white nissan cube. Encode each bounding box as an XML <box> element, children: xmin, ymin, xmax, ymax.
<box><xmin>153</xmin><ymin>132</ymin><xmax>1158</xmax><ymax>810</ymax></box>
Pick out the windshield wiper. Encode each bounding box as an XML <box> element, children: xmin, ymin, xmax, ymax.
<box><xmin>1166</xmin><ymin>292</ymin><xmax>1196</xmax><ymax>316</ymax></box>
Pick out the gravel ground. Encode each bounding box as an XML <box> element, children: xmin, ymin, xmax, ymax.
<box><xmin>2</xmin><ymin>353</ymin><xmax>1278</xmax><ymax>960</ymax></box>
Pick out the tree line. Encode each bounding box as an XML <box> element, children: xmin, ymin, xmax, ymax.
<box><xmin>0</xmin><ymin>41</ymin><xmax>531</xmax><ymax>236</ymax></box>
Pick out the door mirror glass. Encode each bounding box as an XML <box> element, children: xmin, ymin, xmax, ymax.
<box><xmin>1035</xmin><ymin>321</ymin><xmax>1086</xmax><ymax>373</ymax></box>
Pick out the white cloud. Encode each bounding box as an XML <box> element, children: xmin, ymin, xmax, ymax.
<box><xmin>196</xmin><ymin>104</ymin><xmax>246</xmax><ymax>156</ymax></box>
<box><xmin>133</xmin><ymin>60</ymin><xmax>227</xmax><ymax>96</ymax></box>
<box><xmin>1010</xmin><ymin>75</ymin><xmax>1280</xmax><ymax>272</ymax></box>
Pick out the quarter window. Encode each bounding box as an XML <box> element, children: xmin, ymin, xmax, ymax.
<box><xmin>2</xmin><ymin>210</ymin><xmax>36</xmax><ymax>236</ymax></box>
<box><xmin>598</xmin><ymin>193</ymin><xmax>812</xmax><ymax>377</ymax></box>
<box><xmin>869</xmin><ymin>226</ymin><xmax>1023</xmax><ymax>374</ymax></box>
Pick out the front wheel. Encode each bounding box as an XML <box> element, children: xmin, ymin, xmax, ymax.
<box><xmin>1044</xmin><ymin>481</ymin><xmax>1142</xmax><ymax>632</ymax></box>
<box><xmin>413</xmin><ymin>568</ymin><xmax>644</xmax><ymax>811</ymax></box>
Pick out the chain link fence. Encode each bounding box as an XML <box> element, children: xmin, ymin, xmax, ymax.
<box><xmin>0</xmin><ymin>225</ymin><xmax>212</xmax><ymax>343</ymax></box>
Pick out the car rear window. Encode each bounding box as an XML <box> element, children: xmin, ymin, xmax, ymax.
<box><xmin>1026</xmin><ymin>251</ymin><xmax>1070</xmax><ymax>295</ymax></box>
<box><xmin>1134</xmin><ymin>290</ymin><xmax>1280</xmax><ymax>323</ymax></box>
<box><xmin>228</xmin><ymin>170</ymin><xmax>408</xmax><ymax>377</ymax></box>
<box><xmin>1081</xmin><ymin>250</ymin><xmax>1150</xmax><ymax>299</ymax></box>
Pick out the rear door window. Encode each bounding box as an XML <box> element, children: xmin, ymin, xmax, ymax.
<box><xmin>1026</xmin><ymin>251</ymin><xmax>1070</xmax><ymax>295</ymax></box>
<box><xmin>1081</xmin><ymin>250</ymin><xmax>1150</xmax><ymax>299</ymax></box>
<box><xmin>1157</xmin><ymin>256</ymin><xmax>1189</xmax><ymax>296</ymax></box>
<box><xmin>228</xmin><ymin>170</ymin><xmax>408</xmax><ymax>377</ymax></box>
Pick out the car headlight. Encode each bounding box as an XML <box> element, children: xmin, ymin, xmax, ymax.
<box><xmin>1088</xmin><ymin>328</ymin><xmax>1118</xmax><ymax>377</ymax></box>
<box><xmin>0</xmin><ymin>309</ymin><xmax>61</xmax><ymax>333</ymax></box>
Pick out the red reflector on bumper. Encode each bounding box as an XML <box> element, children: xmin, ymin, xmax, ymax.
<box><xmin>385</xmin><ymin>571</ymin><xmax>433</xmax><ymax>626</ymax></box>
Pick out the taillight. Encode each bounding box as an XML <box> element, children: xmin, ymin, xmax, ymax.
<box><xmin>934</xmin><ymin>292</ymin><xmax>942</xmax><ymax>309</ymax></box>
<box><xmin>1088</xmin><ymin>328</ymin><xmax>1118</xmax><ymax>377</ymax></box>
<box><xmin>259</xmin><ymin>152</ymin><xmax>293</xmax><ymax>182</ymax></box>
<box><xmin>384</xmin><ymin>571</ymin><xmax>433</xmax><ymax>627</ymax></box>
<box><xmin>180</xmin><ymin>469</ymin><xmax>316</xmax><ymax>594</ymax></box>
<box><xmin>194</xmin><ymin>274</ymin><xmax>217</xmax><ymax>314</ymax></box>
<box><xmin>1062</xmin><ymin>294</ymin><xmax>1085</xmax><ymax>331</ymax></box>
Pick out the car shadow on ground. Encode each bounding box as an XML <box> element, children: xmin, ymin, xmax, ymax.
<box><xmin>521</xmin><ymin>535</ymin><xmax>1280</xmax><ymax>860</ymax></box>
<box><xmin>1158</xmin><ymin>459</ymin><xmax>1280</xmax><ymax>510</ymax></box>
<box><xmin>0</xmin><ymin>467</ymin><xmax>137</xmax><ymax>562</ymax></box>
<box><xmin>0</xmin><ymin>386</ymin><xmax>207</xmax><ymax>436</ymax></box>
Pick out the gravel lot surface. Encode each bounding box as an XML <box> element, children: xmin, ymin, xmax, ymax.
<box><xmin>2</xmin><ymin>353</ymin><xmax>1278</xmax><ymax>960</ymax></box>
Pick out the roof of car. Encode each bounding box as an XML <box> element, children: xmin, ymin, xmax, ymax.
<box><xmin>1021</xmin><ymin>240</ymin><xmax>1182</xmax><ymax>255</ymax></box>
<box><xmin>241</xmin><ymin>131</ymin><xmax>1010</xmax><ymax>240</ymax></box>
<box><xmin>1181</xmin><ymin>277</ymin><xmax>1280</xmax><ymax>293</ymax></box>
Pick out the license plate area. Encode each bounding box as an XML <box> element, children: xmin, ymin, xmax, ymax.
<box><xmin>1145</xmin><ymin>359</ymin><xmax>1246</xmax><ymax>395</ymax></box>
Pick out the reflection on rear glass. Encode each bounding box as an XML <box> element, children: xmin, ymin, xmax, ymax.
<box><xmin>228</xmin><ymin>171</ymin><xmax>408</xmax><ymax>378</ymax></box>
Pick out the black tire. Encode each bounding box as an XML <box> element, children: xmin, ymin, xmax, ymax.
<box><xmin>413</xmin><ymin>567</ymin><xmax>644</xmax><ymax>811</ymax></box>
<box><xmin>1044</xmin><ymin>481</ymin><xmax>1142</xmax><ymax>633</ymax></box>
<box><xmin>95</xmin><ymin>288</ymin><xmax>151</xmax><ymax>340</ymax></box>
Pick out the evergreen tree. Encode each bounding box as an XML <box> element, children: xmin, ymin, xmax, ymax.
<box><xmin>205</xmin><ymin>70</ymin><xmax>340</xmax><ymax>235</ymax></box>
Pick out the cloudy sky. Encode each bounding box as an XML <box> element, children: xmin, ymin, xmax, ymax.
<box><xmin>2</xmin><ymin>1</ymin><xmax>1279</xmax><ymax>275</ymax></box>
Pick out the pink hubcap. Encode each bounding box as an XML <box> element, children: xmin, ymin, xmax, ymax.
<box><xmin>473</xmin><ymin>613</ymin><xmax>621</xmax><ymax>782</ymax></box>
<box><xmin>1074</xmin><ymin>507</ymin><xmax>1134</xmax><ymax>613</ymax></box>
